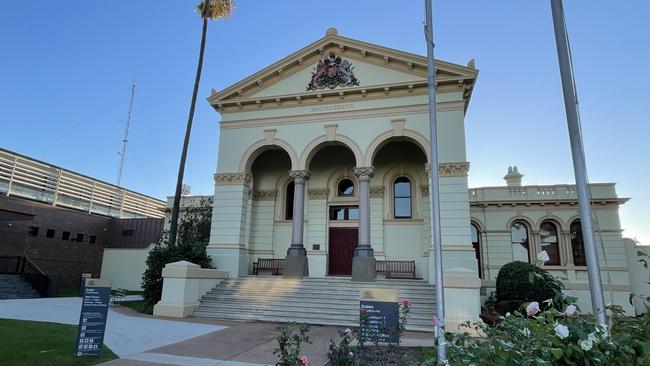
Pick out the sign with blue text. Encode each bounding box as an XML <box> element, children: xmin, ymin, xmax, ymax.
<box><xmin>75</xmin><ymin>278</ymin><xmax>111</xmax><ymax>357</ymax></box>
<box><xmin>359</xmin><ymin>288</ymin><xmax>399</xmax><ymax>344</ymax></box>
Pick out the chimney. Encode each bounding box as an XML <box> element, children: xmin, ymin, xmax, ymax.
<box><xmin>504</xmin><ymin>166</ymin><xmax>523</xmax><ymax>187</ymax></box>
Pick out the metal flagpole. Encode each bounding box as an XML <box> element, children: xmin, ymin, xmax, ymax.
<box><xmin>549</xmin><ymin>0</ymin><xmax>607</xmax><ymax>327</ymax></box>
<box><xmin>424</xmin><ymin>0</ymin><xmax>447</xmax><ymax>361</ymax></box>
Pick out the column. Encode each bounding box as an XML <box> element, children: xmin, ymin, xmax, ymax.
<box><xmin>352</xmin><ymin>167</ymin><xmax>376</xmax><ymax>282</ymax></box>
<box><xmin>284</xmin><ymin>170</ymin><xmax>310</xmax><ymax>278</ymax></box>
<box><xmin>207</xmin><ymin>173</ymin><xmax>251</xmax><ymax>278</ymax></box>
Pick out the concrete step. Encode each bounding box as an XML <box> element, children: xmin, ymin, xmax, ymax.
<box><xmin>0</xmin><ymin>274</ymin><xmax>41</xmax><ymax>299</ymax></box>
<box><xmin>193</xmin><ymin>276</ymin><xmax>436</xmax><ymax>332</ymax></box>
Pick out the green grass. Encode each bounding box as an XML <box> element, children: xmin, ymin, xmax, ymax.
<box><xmin>119</xmin><ymin>300</ymin><xmax>150</xmax><ymax>314</ymax></box>
<box><xmin>56</xmin><ymin>288</ymin><xmax>80</xmax><ymax>297</ymax></box>
<box><xmin>0</xmin><ymin>318</ymin><xmax>118</xmax><ymax>366</ymax></box>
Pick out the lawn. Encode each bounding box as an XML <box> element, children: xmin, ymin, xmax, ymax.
<box><xmin>119</xmin><ymin>300</ymin><xmax>150</xmax><ymax>314</ymax></box>
<box><xmin>0</xmin><ymin>318</ymin><xmax>118</xmax><ymax>366</ymax></box>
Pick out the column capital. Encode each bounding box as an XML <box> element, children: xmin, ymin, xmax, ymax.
<box><xmin>353</xmin><ymin>166</ymin><xmax>375</xmax><ymax>181</ymax></box>
<box><xmin>289</xmin><ymin>170</ymin><xmax>310</xmax><ymax>184</ymax></box>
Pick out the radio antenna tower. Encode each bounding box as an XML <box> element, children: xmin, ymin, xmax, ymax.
<box><xmin>117</xmin><ymin>80</ymin><xmax>136</xmax><ymax>187</ymax></box>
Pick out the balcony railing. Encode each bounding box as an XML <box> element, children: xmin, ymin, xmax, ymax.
<box><xmin>0</xmin><ymin>148</ymin><xmax>165</xmax><ymax>218</ymax></box>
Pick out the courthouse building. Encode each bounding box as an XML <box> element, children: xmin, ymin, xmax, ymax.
<box><xmin>195</xmin><ymin>28</ymin><xmax>639</xmax><ymax>325</ymax></box>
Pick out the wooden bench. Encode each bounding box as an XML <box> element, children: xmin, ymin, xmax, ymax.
<box><xmin>252</xmin><ymin>258</ymin><xmax>284</xmax><ymax>275</ymax></box>
<box><xmin>376</xmin><ymin>260</ymin><xmax>417</xmax><ymax>279</ymax></box>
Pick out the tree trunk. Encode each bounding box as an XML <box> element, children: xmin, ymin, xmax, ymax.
<box><xmin>168</xmin><ymin>17</ymin><xmax>208</xmax><ymax>247</ymax></box>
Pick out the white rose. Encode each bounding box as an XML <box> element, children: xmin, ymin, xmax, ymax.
<box><xmin>565</xmin><ymin>305</ymin><xmax>577</xmax><ymax>316</ymax></box>
<box><xmin>554</xmin><ymin>323</ymin><xmax>569</xmax><ymax>339</ymax></box>
<box><xmin>580</xmin><ymin>338</ymin><xmax>593</xmax><ymax>351</ymax></box>
<box><xmin>537</xmin><ymin>250</ymin><xmax>550</xmax><ymax>263</ymax></box>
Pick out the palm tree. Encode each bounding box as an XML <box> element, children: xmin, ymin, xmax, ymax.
<box><xmin>168</xmin><ymin>0</ymin><xmax>234</xmax><ymax>247</ymax></box>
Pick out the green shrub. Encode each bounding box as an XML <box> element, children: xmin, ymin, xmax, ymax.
<box><xmin>496</xmin><ymin>261</ymin><xmax>566</xmax><ymax>314</ymax></box>
<box><xmin>141</xmin><ymin>198</ymin><xmax>213</xmax><ymax>313</ymax></box>
<box><xmin>420</xmin><ymin>305</ymin><xmax>650</xmax><ymax>366</ymax></box>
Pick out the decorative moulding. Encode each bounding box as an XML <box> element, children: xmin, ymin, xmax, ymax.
<box><xmin>308</xmin><ymin>189</ymin><xmax>329</xmax><ymax>200</ymax></box>
<box><xmin>252</xmin><ymin>190</ymin><xmax>277</xmax><ymax>201</ymax></box>
<box><xmin>214</xmin><ymin>173</ymin><xmax>252</xmax><ymax>186</ymax></box>
<box><xmin>438</xmin><ymin>162</ymin><xmax>470</xmax><ymax>176</ymax></box>
<box><xmin>370</xmin><ymin>186</ymin><xmax>384</xmax><ymax>198</ymax></box>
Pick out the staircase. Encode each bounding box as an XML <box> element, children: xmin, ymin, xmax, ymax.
<box><xmin>0</xmin><ymin>274</ymin><xmax>41</xmax><ymax>299</ymax></box>
<box><xmin>192</xmin><ymin>276</ymin><xmax>436</xmax><ymax>332</ymax></box>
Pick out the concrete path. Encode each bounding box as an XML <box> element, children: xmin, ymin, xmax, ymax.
<box><xmin>0</xmin><ymin>297</ymin><xmax>224</xmax><ymax>357</ymax></box>
<box><xmin>0</xmin><ymin>297</ymin><xmax>434</xmax><ymax>366</ymax></box>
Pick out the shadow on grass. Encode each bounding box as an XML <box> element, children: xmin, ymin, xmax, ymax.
<box><xmin>0</xmin><ymin>318</ymin><xmax>117</xmax><ymax>366</ymax></box>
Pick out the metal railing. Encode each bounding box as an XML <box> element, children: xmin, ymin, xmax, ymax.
<box><xmin>0</xmin><ymin>148</ymin><xmax>165</xmax><ymax>218</ymax></box>
<box><xmin>0</xmin><ymin>255</ymin><xmax>49</xmax><ymax>297</ymax></box>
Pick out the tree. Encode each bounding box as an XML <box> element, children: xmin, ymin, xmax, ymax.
<box><xmin>168</xmin><ymin>0</ymin><xmax>234</xmax><ymax>247</ymax></box>
<box><xmin>142</xmin><ymin>198</ymin><xmax>213</xmax><ymax>313</ymax></box>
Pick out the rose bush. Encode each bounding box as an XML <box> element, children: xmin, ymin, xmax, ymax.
<box><xmin>420</xmin><ymin>303</ymin><xmax>650</xmax><ymax>365</ymax></box>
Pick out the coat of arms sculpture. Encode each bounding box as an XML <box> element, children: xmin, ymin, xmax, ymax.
<box><xmin>306</xmin><ymin>52</ymin><xmax>360</xmax><ymax>91</ymax></box>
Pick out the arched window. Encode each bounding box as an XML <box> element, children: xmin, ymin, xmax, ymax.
<box><xmin>285</xmin><ymin>181</ymin><xmax>294</xmax><ymax>220</ymax></box>
<box><xmin>511</xmin><ymin>221</ymin><xmax>530</xmax><ymax>262</ymax></box>
<box><xmin>394</xmin><ymin>177</ymin><xmax>412</xmax><ymax>219</ymax></box>
<box><xmin>570</xmin><ymin>220</ymin><xmax>586</xmax><ymax>266</ymax></box>
<box><xmin>337</xmin><ymin>178</ymin><xmax>354</xmax><ymax>197</ymax></box>
<box><xmin>471</xmin><ymin>223</ymin><xmax>482</xmax><ymax>279</ymax></box>
<box><xmin>540</xmin><ymin>221</ymin><xmax>561</xmax><ymax>265</ymax></box>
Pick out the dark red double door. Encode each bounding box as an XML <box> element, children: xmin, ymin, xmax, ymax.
<box><xmin>328</xmin><ymin>227</ymin><xmax>358</xmax><ymax>275</ymax></box>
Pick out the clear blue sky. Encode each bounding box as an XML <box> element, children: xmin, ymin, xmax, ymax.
<box><xmin>1</xmin><ymin>1</ymin><xmax>648</xmax><ymax>243</ymax></box>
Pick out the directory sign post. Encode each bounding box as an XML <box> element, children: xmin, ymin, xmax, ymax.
<box><xmin>359</xmin><ymin>288</ymin><xmax>400</xmax><ymax>344</ymax></box>
<box><xmin>75</xmin><ymin>278</ymin><xmax>111</xmax><ymax>357</ymax></box>
<box><xmin>78</xmin><ymin>273</ymin><xmax>92</xmax><ymax>296</ymax></box>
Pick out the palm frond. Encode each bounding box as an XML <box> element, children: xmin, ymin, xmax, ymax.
<box><xmin>196</xmin><ymin>0</ymin><xmax>234</xmax><ymax>20</ymax></box>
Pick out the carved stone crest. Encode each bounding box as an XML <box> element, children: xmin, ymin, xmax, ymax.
<box><xmin>307</xmin><ymin>52</ymin><xmax>360</xmax><ymax>91</ymax></box>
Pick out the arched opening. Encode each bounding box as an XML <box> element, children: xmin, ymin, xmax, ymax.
<box><xmin>511</xmin><ymin>221</ymin><xmax>530</xmax><ymax>263</ymax></box>
<box><xmin>393</xmin><ymin>177</ymin><xmax>412</xmax><ymax>219</ymax></box>
<box><xmin>540</xmin><ymin>221</ymin><xmax>561</xmax><ymax>265</ymax></box>
<box><xmin>373</xmin><ymin>140</ymin><xmax>427</xmax><ymax>219</ymax></box>
<box><xmin>308</xmin><ymin>143</ymin><xmax>358</xmax><ymax>276</ymax></box>
<box><xmin>570</xmin><ymin>220</ymin><xmax>586</xmax><ymax>266</ymax></box>
<box><xmin>337</xmin><ymin>178</ymin><xmax>354</xmax><ymax>197</ymax></box>
<box><xmin>471</xmin><ymin>223</ymin><xmax>482</xmax><ymax>278</ymax></box>
<box><xmin>285</xmin><ymin>181</ymin><xmax>294</xmax><ymax>220</ymax></box>
<box><xmin>249</xmin><ymin>147</ymin><xmax>292</xmax><ymax>219</ymax></box>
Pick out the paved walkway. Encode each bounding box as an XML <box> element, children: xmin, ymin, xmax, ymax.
<box><xmin>1</xmin><ymin>297</ymin><xmax>434</xmax><ymax>366</ymax></box>
<box><xmin>0</xmin><ymin>297</ymin><xmax>224</xmax><ymax>358</ymax></box>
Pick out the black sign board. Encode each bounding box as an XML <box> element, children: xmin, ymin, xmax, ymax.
<box><xmin>75</xmin><ymin>278</ymin><xmax>111</xmax><ymax>357</ymax></box>
<box><xmin>359</xmin><ymin>288</ymin><xmax>400</xmax><ymax>344</ymax></box>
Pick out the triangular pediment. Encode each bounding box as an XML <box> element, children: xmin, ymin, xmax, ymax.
<box><xmin>208</xmin><ymin>28</ymin><xmax>477</xmax><ymax>109</ymax></box>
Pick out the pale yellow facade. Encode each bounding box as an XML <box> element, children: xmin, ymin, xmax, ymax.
<box><xmin>199</xmin><ymin>29</ymin><xmax>641</xmax><ymax>323</ymax></box>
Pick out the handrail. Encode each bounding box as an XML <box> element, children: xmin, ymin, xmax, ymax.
<box><xmin>0</xmin><ymin>255</ymin><xmax>49</xmax><ymax>297</ymax></box>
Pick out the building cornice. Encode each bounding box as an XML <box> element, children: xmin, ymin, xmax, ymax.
<box><xmin>208</xmin><ymin>31</ymin><xmax>477</xmax><ymax>107</ymax></box>
<box><xmin>219</xmin><ymin>100</ymin><xmax>464</xmax><ymax>130</ymax></box>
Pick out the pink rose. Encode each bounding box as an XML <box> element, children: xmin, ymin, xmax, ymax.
<box><xmin>344</xmin><ymin>328</ymin><xmax>352</xmax><ymax>336</ymax></box>
<box><xmin>348</xmin><ymin>351</ymin><xmax>354</xmax><ymax>357</ymax></box>
<box><xmin>300</xmin><ymin>355</ymin><xmax>309</xmax><ymax>366</ymax></box>
<box><xmin>402</xmin><ymin>299</ymin><xmax>410</xmax><ymax>306</ymax></box>
<box><xmin>526</xmin><ymin>301</ymin><xmax>540</xmax><ymax>316</ymax></box>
